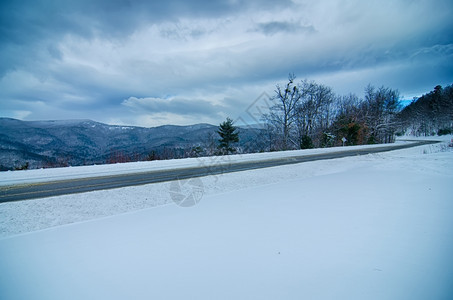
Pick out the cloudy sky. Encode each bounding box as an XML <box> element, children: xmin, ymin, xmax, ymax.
<box><xmin>1</xmin><ymin>0</ymin><xmax>452</xmax><ymax>127</ymax></box>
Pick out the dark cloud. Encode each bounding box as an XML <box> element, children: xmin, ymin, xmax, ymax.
<box><xmin>0</xmin><ymin>0</ymin><xmax>293</xmax><ymax>76</ymax></box>
<box><xmin>0</xmin><ymin>0</ymin><xmax>293</xmax><ymax>42</ymax></box>
<box><xmin>0</xmin><ymin>0</ymin><xmax>452</xmax><ymax>126</ymax></box>
<box><xmin>255</xmin><ymin>21</ymin><xmax>316</xmax><ymax>36</ymax></box>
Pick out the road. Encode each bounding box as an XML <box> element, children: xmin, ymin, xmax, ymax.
<box><xmin>0</xmin><ymin>140</ymin><xmax>439</xmax><ymax>203</ymax></box>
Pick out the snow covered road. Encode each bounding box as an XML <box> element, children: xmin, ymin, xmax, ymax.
<box><xmin>0</xmin><ymin>138</ymin><xmax>452</xmax><ymax>300</ymax></box>
<box><xmin>0</xmin><ymin>140</ymin><xmax>436</xmax><ymax>202</ymax></box>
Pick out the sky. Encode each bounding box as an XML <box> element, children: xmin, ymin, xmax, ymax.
<box><xmin>1</xmin><ymin>0</ymin><xmax>452</xmax><ymax>127</ymax></box>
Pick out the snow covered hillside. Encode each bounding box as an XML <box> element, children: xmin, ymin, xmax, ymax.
<box><xmin>1</xmin><ymin>138</ymin><xmax>452</xmax><ymax>300</ymax></box>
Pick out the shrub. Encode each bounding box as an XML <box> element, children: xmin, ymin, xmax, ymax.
<box><xmin>300</xmin><ymin>135</ymin><xmax>314</xmax><ymax>149</ymax></box>
<box><xmin>438</xmin><ymin>128</ymin><xmax>452</xmax><ymax>136</ymax></box>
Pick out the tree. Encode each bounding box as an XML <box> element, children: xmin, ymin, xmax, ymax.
<box><xmin>201</xmin><ymin>132</ymin><xmax>218</xmax><ymax>156</ymax></box>
<box><xmin>262</xmin><ymin>76</ymin><xmax>407</xmax><ymax>148</ymax></box>
<box><xmin>295</xmin><ymin>80</ymin><xmax>335</xmax><ymax>148</ymax></box>
<box><xmin>330</xmin><ymin>94</ymin><xmax>368</xmax><ymax>146</ymax></box>
<box><xmin>264</xmin><ymin>73</ymin><xmax>302</xmax><ymax>150</ymax></box>
<box><xmin>300</xmin><ymin>135</ymin><xmax>313</xmax><ymax>149</ymax></box>
<box><xmin>362</xmin><ymin>85</ymin><xmax>400</xmax><ymax>143</ymax></box>
<box><xmin>264</xmin><ymin>76</ymin><xmax>338</xmax><ymax>149</ymax></box>
<box><xmin>397</xmin><ymin>84</ymin><xmax>453</xmax><ymax>136</ymax></box>
<box><xmin>217</xmin><ymin>118</ymin><xmax>239</xmax><ymax>154</ymax></box>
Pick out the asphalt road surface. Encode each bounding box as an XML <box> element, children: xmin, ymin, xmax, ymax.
<box><xmin>0</xmin><ymin>140</ymin><xmax>439</xmax><ymax>203</ymax></box>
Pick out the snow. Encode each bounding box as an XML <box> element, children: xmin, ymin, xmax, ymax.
<box><xmin>0</xmin><ymin>140</ymin><xmax>427</xmax><ymax>186</ymax></box>
<box><xmin>0</xmin><ymin>137</ymin><xmax>452</xmax><ymax>300</ymax></box>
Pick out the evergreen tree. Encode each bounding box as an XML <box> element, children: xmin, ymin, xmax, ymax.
<box><xmin>217</xmin><ymin>117</ymin><xmax>239</xmax><ymax>154</ymax></box>
<box><xmin>300</xmin><ymin>135</ymin><xmax>313</xmax><ymax>149</ymax></box>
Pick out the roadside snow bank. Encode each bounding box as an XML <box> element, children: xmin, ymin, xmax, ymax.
<box><xmin>0</xmin><ymin>141</ymin><xmax>418</xmax><ymax>186</ymax></box>
<box><xmin>0</xmin><ymin>138</ymin><xmax>451</xmax><ymax>238</ymax></box>
<box><xmin>0</xmin><ymin>138</ymin><xmax>452</xmax><ymax>300</ymax></box>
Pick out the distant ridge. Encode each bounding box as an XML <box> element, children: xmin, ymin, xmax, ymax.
<box><xmin>0</xmin><ymin>118</ymin><xmax>265</xmax><ymax>170</ymax></box>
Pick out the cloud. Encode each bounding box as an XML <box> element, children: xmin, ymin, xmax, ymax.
<box><xmin>122</xmin><ymin>96</ymin><xmax>226</xmax><ymax>117</ymax></box>
<box><xmin>0</xmin><ymin>0</ymin><xmax>452</xmax><ymax>126</ymax></box>
<box><xmin>120</xmin><ymin>96</ymin><xmax>235</xmax><ymax>127</ymax></box>
<box><xmin>255</xmin><ymin>21</ymin><xmax>316</xmax><ymax>36</ymax></box>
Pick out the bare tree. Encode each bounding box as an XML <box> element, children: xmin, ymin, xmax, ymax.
<box><xmin>263</xmin><ymin>73</ymin><xmax>302</xmax><ymax>150</ymax></box>
<box><xmin>295</xmin><ymin>80</ymin><xmax>336</xmax><ymax>148</ymax></box>
<box><xmin>263</xmin><ymin>76</ymin><xmax>405</xmax><ymax>150</ymax></box>
<box><xmin>201</xmin><ymin>131</ymin><xmax>218</xmax><ymax>156</ymax></box>
<box><xmin>363</xmin><ymin>85</ymin><xmax>400</xmax><ymax>143</ymax></box>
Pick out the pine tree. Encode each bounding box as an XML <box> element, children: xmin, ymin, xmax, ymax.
<box><xmin>217</xmin><ymin>117</ymin><xmax>239</xmax><ymax>154</ymax></box>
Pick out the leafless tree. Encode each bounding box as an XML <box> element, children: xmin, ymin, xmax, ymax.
<box><xmin>362</xmin><ymin>85</ymin><xmax>400</xmax><ymax>143</ymax></box>
<box><xmin>295</xmin><ymin>80</ymin><xmax>336</xmax><ymax>148</ymax></box>
<box><xmin>263</xmin><ymin>73</ymin><xmax>302</xmax><ymax>150</ymax></box>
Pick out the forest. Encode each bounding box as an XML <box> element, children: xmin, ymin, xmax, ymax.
<box><xmin>397</xmin><ymin>84</ymin><xmax>453</xmax><ymax>137</ymax></box>
<box><xmin>257</xmin><ymin>74</ymin><xmax>453</xmax><ymax>152</ymax></box>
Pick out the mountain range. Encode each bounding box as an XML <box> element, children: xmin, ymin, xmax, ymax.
<box><xmin>0</xmin><ymin>118</ymin><xmax>266</xmax><ymax>171</ymax></box>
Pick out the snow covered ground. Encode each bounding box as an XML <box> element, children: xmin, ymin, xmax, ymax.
<box><xmin>0</xmin><ymin>140</ymin><xmax>417</xmax><ymax>186</ymax></box>
<box><xmin>0</xmin><ymin>140</ymin><xmax>439</xmax><ymax>236</ymax></box>
<box><xmin>1</xmin><ymin>137</ymin><xmax>452</xmax><ymax>300</ymax></box>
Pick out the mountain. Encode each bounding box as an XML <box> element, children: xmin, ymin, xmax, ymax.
<box><xmin>0</xmin><ymin>118</ymin><xmax>266</xmax><ymax>170</ymax></box>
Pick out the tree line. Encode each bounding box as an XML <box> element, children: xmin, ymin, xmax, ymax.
<box><xmin>193</xmin><ymin>76</ymin><xmax>453</xmax><ymax>157</ymax></box>
<box><xmin>260</xmin><ymin>74</ymin><xmax>403</xmax><ymax>151</ymax></box>
<box><xmin>397</xmin><ymin>84</ymin><xmax>453</xmax><ymax>136</ymax></box>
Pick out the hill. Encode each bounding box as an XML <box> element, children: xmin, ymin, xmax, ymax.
<box><xmin>0</xmin><ymin>118</ymin><xmax>265</xmax><ymax>170</ymax></box>
<box><xmin>398</xmin><ymin>84</ymin><xmax>453</xmax><ymax>136</ymax></box>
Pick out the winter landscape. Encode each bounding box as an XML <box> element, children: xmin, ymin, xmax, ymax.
<box><xmin>1</xmin><ymin>0</ymin><xmax>453</xmax><ymax>299</ymax></box>
<box><xmin>1</xmin><ymin>137</ymin><xmax>452</xmax><ymax>299</ymax></box>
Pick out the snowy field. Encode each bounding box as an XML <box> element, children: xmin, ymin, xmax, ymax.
<box><xmin>1</xmin><ymin>137</ymin><xmax>452</xmax><ymax>300</ymax></box>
